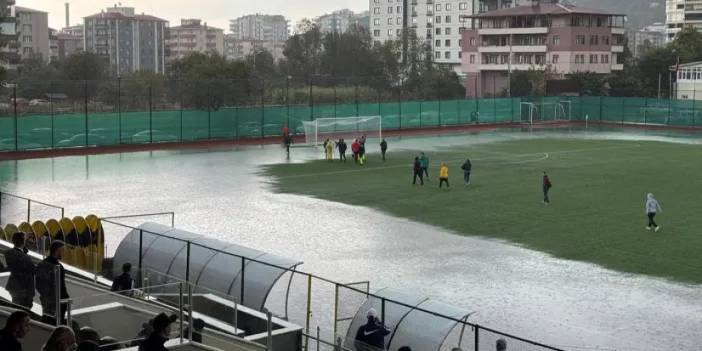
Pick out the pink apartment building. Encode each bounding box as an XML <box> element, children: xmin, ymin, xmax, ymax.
<box><xmin>460</xmin><ymin>2</ymin><xmax>626</xmax><ymax>97</ymax></box>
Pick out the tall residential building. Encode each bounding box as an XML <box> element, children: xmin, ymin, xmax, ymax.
<box><xmin>229</xmin><ymin>14</ymin><xmax>288</xmax><ymax>60</ymax></box>
<box><xmin>15</xmin><ymin>6</ymin><xmax>50</xmax><ymax>62</ymax></box>
<box><xmin>0</xmin><ymin>1</ymin><xmax>19</xmax><ymax>69</ymax></box>
<box><xmin>370</xmin><ymin>0</ymin><xmax>474</xmax><ymax>71</ymax></box>
<box><xmin>665</xmin><ymin>0</ymin><xmax>702</xmax><ymax>40</ymax></box>
<box><xmin>83</xmin><ymin>6</ymin><xmax>168</xmax><ymax>75</ymax></box>
<box><xmin>315</xmin><ymin>9</ymin><xmax>370</xmax><ymax>33</ymax></box>
<box><xmin>49</xmin><ymin>28</ymin><xmax>58</xmax><ymax>62</ymax></box>
<box><xmin>57</xmin><ymin>25</ymin><xmax>84</xmax><ymax>59</ymax></box>
<box><xmin>167</xmin><ymin>19</ymin><xmax>224</xmax><ymax>61</ymax></box>
<box><xmin>224</xmin><ymin>34</ymin><xmax>285</xmax><ymax>61</ymax></box>
<box><xmin>461</xmin><ymin>2</ymin><xmax>626</xmax><ymax>97</ymax></box>
<box><xmin>628</xmin><ymin>23</ymin><xmax>666</xmax><ymax>58</ymax></box>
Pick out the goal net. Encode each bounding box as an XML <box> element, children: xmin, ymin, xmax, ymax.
<box><xmin>302</xmin><ymin>116</ymin><xmax>382</xmax><ymax>147</ymax></box>
<box><xmin>520</xmin><ymin>101</ymin><xmax>572</xmax><ymax>124</ymax></box>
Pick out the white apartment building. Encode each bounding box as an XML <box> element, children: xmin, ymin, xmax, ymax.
<box><xmin>167</xmin><ymin>19</ymin><xmax>224</xmax><ymax>61</ymax></box>
<box><xmin>666</xmin><ymin>0</ymin><xmax>702</xmax><ymax>40</ymax></box>
<box><xmin>369</xmin><ymin>0</ymin><xmax>474</xmax><ymax>72</ymax></box>
<box><xmin>315</xmin><ymin>9</ymin><xmax>369</xmax><ymax>34</ymax></box>
<box><xmin>15</xmin><ymin>6</ymin><xmax>50</xmax><ymax>62</ymax></box>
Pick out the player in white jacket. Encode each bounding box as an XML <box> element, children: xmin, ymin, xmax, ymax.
<box><xmin>645</xmin><ymin>193</ymin><xmax>662</xmax><ymax>232</ymax></box>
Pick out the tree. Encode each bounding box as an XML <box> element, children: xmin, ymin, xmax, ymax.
<box><xmin>282</xmin><ymin>23</ymin><xmax>322</xmax><ymax>78</ymax></box>
<box><xmin>637</xmin><ymin>46</ymin><xmax>677</xmax><ymax>97</ymax></box>
<box><xmin>59</xmin><ymin>52</ymin><xmax>110</xmax><ymax>81</ymax></box>
<box><xmin>567</xmin><ymin>71</ymin><xmax>608</xmax><ymax>96</ymax></box>
<box><xmin>246</xmin><ymin>50</ymin><xmax>277</xmax><ymax>79</ymax></box>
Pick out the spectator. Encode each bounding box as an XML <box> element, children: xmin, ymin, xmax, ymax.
<box><xmin>36</xmin><ymin>241</ymin><xmax>70</xmax><ymax>325</ymax></box>
<box><xmin>4</xmin><ymin>232</ymin><xmax>36</xmax><ymax>310</ymax></box>
<box><xmin>76</xmin><ymin>326</ymin><xmax>99</xmax><ymax>351</ymax></box>
<box><xmin>354</xmin><ymin>308</ymin><xmax>389</xmax><ymax>351</ymax></box>
<box><xmin>42</xmin><ymin>326</ymin><xmax>76</xmax><ymax>351</ymax></box>
<box><xmin>110</xmin><ymin>262</ymin><xmax>134</xmax><ymax>295</ymax></box>
<box><xmin>0</xmin><ymin>310</ymin><xmax>31</xmax><ymax>351</ymax></box>
<box><xmin>496</xmin><ymin>338</ymin><xmax>507</xmax><ymax>351</ymax></box>
<box><xmin>140</xmin><ymin>313</ymin><xmax>176</xmax><ymax>351</ymax></box>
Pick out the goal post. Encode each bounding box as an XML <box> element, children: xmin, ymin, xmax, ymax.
<box><xmin>302</xmin><ymin>116</ymin><xmax>382</xmax><ymax>147</ymax></box>
<box><xmin>520</xmin><ymin>101</ymin><xmax>572</xmax><ymax>125</ymax></box>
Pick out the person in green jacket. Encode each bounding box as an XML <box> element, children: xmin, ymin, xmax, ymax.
<box><xmin>419</xmin><ymin>152</ymin><xmax>429</xmax><ymax>180</ymax></box>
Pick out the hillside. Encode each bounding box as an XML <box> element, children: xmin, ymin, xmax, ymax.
<box><xmin>572</xmin><ymin>0</ymin><xmax>664</xmax><ymax>29</ymax></box>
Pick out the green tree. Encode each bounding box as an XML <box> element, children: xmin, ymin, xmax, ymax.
<box><xmin>282</xmin><ymin>22</ymin><xmax>322</xmax><ymax>78</ymax></box>
<box><xmin>637</xmin><ymin>46</ymin><xmax>677</xmax><ymax>97</ymax></box>
<box><xmin>246</xmin><ymin>49</ymin><xmax>277</xmax><ymax>79</ymax></box>
<box><xmin>567</xmin><ymin>71</ymin><xmax>608</xmax><ymax>96</ymax></box>
<box><xmin>58</xmin><ymin>52</ymin><xmax>110</xmax><ymax>81</ymax></box>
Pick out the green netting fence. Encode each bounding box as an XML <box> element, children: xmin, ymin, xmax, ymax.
<box><xmin>1</xmin><ymin>80</ymin><xmax>699</xmax><ymax>152</ymax></box>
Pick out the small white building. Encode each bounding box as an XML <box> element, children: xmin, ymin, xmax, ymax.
<box><xmin>674</xmin><ymin>61</ymin><xmax>702</xmax><ymax>100</ymax></box>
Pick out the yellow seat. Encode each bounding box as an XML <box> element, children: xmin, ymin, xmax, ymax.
<box><xmin>59</xmin><ymin>218</ymin><xmax>78</xmax><ymax>266</ymax></box>
<box><xmin>4</xmin><ymin>224</ymin><xmax>19</xmax><ymax>238</ymax></box>
<box><xmin>85</xmin><ymin>215</ymin><xmax>104</xmax><ymax>271</ymax></box>
<box><xmin>45</xmin><ymin>219</ymin><xmax>64</xmax><ymax>242</ymax></box>
<box><xmin>32</xmin><ymin>221</ymin><xmax>51</xmax><ymax>256</ymax></box>
<box><xmin>72</xmin><ymin>216</ymin><xmax>93</xmax><ymax>272</ymax></box>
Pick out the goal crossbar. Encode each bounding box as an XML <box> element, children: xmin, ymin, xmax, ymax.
<box><xmin>302</xmin><ymin>116</ymin><xmax>382</xmax><ymax>147</ymax></box>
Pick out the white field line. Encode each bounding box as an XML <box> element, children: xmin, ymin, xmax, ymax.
<box><xmin>272</xmin><ymin>143</ymin><xmax>641</xmax><ymax>180</ymax></box>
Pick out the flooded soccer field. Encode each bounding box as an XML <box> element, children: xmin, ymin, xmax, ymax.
<box><xmin>1</xmin><ymin>126</ymin><xmax>701</xmax><ymax>350</ymax></box>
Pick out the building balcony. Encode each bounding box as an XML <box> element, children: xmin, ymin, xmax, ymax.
<box><xmin>478</xmin><ymin>27</ymin><xmax>548</xmax><ymax>35</ymax></box>
<box><xmin>479</xmin><ymin>63</ymin><xmax>546</xmax><ymax>71</ymax></box>
<box><xmin>610</xmin><ymin>27</ymin><xmax>625</xmax><ymax>35</ymax></box>
<box><xmin>611</xmin><ymin>45</ymin><xmax>624</xmax><ymax>53</ymax></box>
<box><xmin>478</xmin><ymin>45</ymin><xmax>546</xmax><ymax>53</ymax></box>
<box><xmin>611</xmin><ymin>63</ymin><xmax>624</xmax><ymax>70</ymax></box>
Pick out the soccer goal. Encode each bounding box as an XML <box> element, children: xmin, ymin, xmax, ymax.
<box><xmin>302</xmin><ymin>116</ymin><xmax>382</xmax><ymax>147</ymax></box>
<box><xmin>520</xmin><ymin>101</ymin><xmax>572</xmax><ymax>125</ymax></box>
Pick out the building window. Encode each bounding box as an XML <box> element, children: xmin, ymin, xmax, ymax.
<box><xmin>459</xmin><ymin>2</ymin><xmax>468</xmax><ymax>10</ymax></box>
<box><xmin>427</xmin><ymin>5</ymin><xmax>432</xmax><ymax>11</ymax></box>
<box><xmin>602</xmin><ymin>54</ymin><xmax>609</xmax><ymax>63</ymax></box>
<box><xmin>374</xmin><ymin>0</ymin><xmax>379</xmax><ymax>3</ymax></box>
<box><xmin>374</xmin><ymin>30</ymin><xmax>380</xmax><ymax>37</ymax></box>
<box><xmin>552</xmin><ymin>35</ymin><xmax>560</xmax><ymax>45</ymax></box>
<box><xmin>445</xmin><ymin>51</ymin><xmax>451</xmax><ymax>59</ymax></box>
<box><xmin>470</xmin><ymin>54</ymin><xmax>475</xmax><ymax>63</ymax></box>
<box><xmin>388</xmin><ymin>29</ymin><xmax>394</xmax><ymax>36</ymax></box>
<box><xmin>458</xmin><ymin>39</ymin><xmax>463</xmax><ymax>47</ymax></box>
<box><xmin>436</xmin><ymin>4</ymin><xmax>441</xmax><ymax>11</ymax></box>
<box><xmin>552</xmin><ymin>54</ymin><xmax>559</xmax><ymax>64</ymax></box>
<box><xmin>603</xmin><ymin>36</ymin><xmax>610</xmax><ymax>45</ymax></box>
<box><xmin>446</xmin><ymin>3</ymin><xmax>451</xmax><ymax>10</ymax></box>
<box><xmin>374</xmin><ymin>7</ymin><xmax>380</xmax><ymax>14</ymax></box>
<box><xmin>412</xmin><ymin>17</ymin><xmax>418</xmax><ymax>24</ymax></box>
<box><xmin>445</xmin><ymin>27</ymin><xmax>451</xmax><ymax>35</ymax></box>
<box><xmin>428</xmin><ymin>17</ymin><xmax>433</xmax><ymax>23</ymax></box>
<box><xmin>397</xmin><ymin>6</ymin><xmax>402</xmax><ymax>12</ymax></box>
<box><xmin>374</xmin><ymin>18</ymin><xmax>380</xmax><ymax>25</ymax></box>
<box><xmin>436</xmin><ymin>28</ymin><xmax>441</xmax><ymax>35</ymax></box>
<box><xmin>436</xmin><ymin>16</ymin><xmax>441</xmax><ymax>24</ymax></box>
<box><xmin>470</xmin><ymin>38</ymin><xmax>476</xmax><ymax>46</ymax></box>
<box><xmin>436</xmin><ymin>40</ymin><xmax>441</xmax><ymax>47</ymax></box>
<box><xmin>445</xmin><ymin>16</ymin><xmax>451</xmax><ymax>23</ymax></box>
<box><xmin>388</xmin><ymin>18</ymin><xmax>393</xmax><ymax>25</ymax></box>
<box><xmin>445</xmin><ymin>39</ymin><xmax>451</xmax><ymax>46</ymax></box>
<box><xmin>397</xmin><ymin>17</ymin><xmax>402</xmax><ymax>24</ymax></box>
<box><xmin>590</xmin><ymin>35</ymin><xmax>598</xmax><ymax>45</ymax></box>
<box><xmin>435</xmin><ymin>51</ymin><xmax>441</xmax><ymax>58</ymax></box>
<box><xmin>397</xmin><ymin>29</ymin><xmax>402</xmax><ymax>35</ymax></box>
<box><xmin>22</xmin><ymin>35</ymin><xmax>32</xmax><ymax>43</ymax></box>
<box><xmin>388</xmin><ymin>7</ymin><xmax>393</xmax><ymax>13</ymax></box>
<box><xmin>459</xmin><ymin>52</ymin><xmax>462</xmax><ymax>58</ymax></box>
<box><xmin>576</xmin><ymin>35</ymin><xmax>585</xmax><ymax>45</ymax></box>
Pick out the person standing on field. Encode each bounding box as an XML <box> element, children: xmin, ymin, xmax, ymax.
<box><xmin>380</xmin><ymin>139</ymin><xmax>388</xmax><ymax>161</ymax></box>
<box><xmin>324</xmin><ymin>138</ymin><xmax>333</xmax><ymax>161</ymax></box>
<box><xmin>336</xmin><ymin>139</ymin><xmax>347</xmax><ymax>162</ymax></box>
<box><xmin>412</xmin><ymin>157</ymin><xmax>424</xmax><ymax>186</ymax></box>
<box><xmin>645</xmin><ymin>193</ymin><xmax>662</xmax><ymax>232</ymax></box>
<box><xmin>419</xmin><ymin>152</ymin><xmax>429</xmax><ymax>180</ymax></box>
<box><xmin>439</xmin><ymin>162</ymin><xmax>449</xmax><ymax>188</ymax></box>
<box><xmin>351</xmin><ymin>139</ymin><xmax>360</xmax><ymax>163</ymax></box>
<box><xmin>461</xmin><ymin>159</ymin><xmax>472</xmax><ymax>186</ymax></box>
<box><xmin>542</xmin><ymin>172</ymin><xmax>552</xmax><ymax>204</ymax></box>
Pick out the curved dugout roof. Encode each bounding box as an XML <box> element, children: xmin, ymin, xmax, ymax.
<box><xmin>344</xmin><ymin>288</ymin><xmax>471</xmax><ymax>351</ymax></box>
<box><xmin>112</xmin><ymin>222</ymin><xmax>303</xmax><ymax>311</ymax></box>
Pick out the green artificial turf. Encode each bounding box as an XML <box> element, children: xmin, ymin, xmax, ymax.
<box><xmin>263</xmin><ymin>138</ymin><xmax>702</xmax><ymax>284</ymax></box>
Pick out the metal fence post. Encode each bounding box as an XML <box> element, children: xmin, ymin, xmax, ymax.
<box><xmin>309</xmin><ymin>78</ymin><xmax>314</xmax><ymax>121</ymax></box>
<box><xmin>54</xmin><ymin>265</ymin><xmax>61</xmax><ymax>326</ymax></box>
<box><xmin>185</xmin><ymin>241</ymin><xmax>191</xmax><ymax>285</ymax></box>
<box><xmin>84</xmin><ymin>80</ymin><xmax>89</xmax><ymax>147</ymax></box>
<box><xmin>13</xmin><ymin>84</ymin><xmax>18</xmax><ymax>151</ymax></box>
<box><xmin>188</xmin><ymin>284</ymin><xmax>193</xmax><ymax>342</ymax></box>
<box><xmin>474</xmin><ymin>325</ymin><xmax>480</xmax><ymax>351</ymax></box>
<box><xmin>381</xmin><ymin>298</ymin><xmax>386</xmax><ymax>324</ymax></box>
<box><xmin>355</xmin><ymin>80</ymin><xmax>359</xmax><ymax>117</ymax></box>
<box><xmin>27</xmin><ymin>199</ymin><xmax>30</xmax><ymax>223</ymax></box>
<box><xmin>267</xmin><ymin>310</ymin><xmax>274</xmax><ymax>351</ymax></box>
<box><xmin>50</xmin><ymin>81</ymin><xmax>55</xmax><ymax>148</ymax></box>
<box><xmin>261</xmin><ymin>79</ymin><xmax>266</xmax><ymax>138</ymax></box>
<box><xmin>333</xmin><ymin>283</ymin><xmax>339</xmax><ymax>338</ymax></box>
<box><xmin>207</xmin><ymin>82</ymin><xmax>212</xmax><ymax>140</ymax></box>
<box><xmin>304</xmin><ymin>274</ymin><xmax>312</xmax><ymax>351</ymax></box>
<box><xmin>138</xmin><ymin>230</ymin><xmax>143</xmax><ymax>287</ymax></box>
<box><xmin>240</xmin><ymin>257</ymin><xmax>245</xmax><ymax>305</ymax></box>
<box><xmin>118</xmin><ymin>77</ymin><xmax>122</xmax><ymax>143</ymax></box>
<box><xmin>179</xmin><ymin>282</ymin><xmax>184</xmax><ymax>344</ymax></box>
<box><xmin>316</xmin><ymin>326</ymin><xmax>320</xmax><ymax>351</ymax></box>
<box><xmin>148</xmin><ymin>82</ymin><xmax>153</xmax><ymax>143</ymax></box>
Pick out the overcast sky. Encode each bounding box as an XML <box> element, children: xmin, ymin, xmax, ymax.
<box><xmin>17</xmin><ymin>0</ymin><xmax>367</xmax><ymax>32</ymax></box>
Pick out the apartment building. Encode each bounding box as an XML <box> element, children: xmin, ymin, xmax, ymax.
<box><xmin>167</xmin><ymin>19</ymin><xmax>224</xmax><ymax>61</ymax></box>
<box><xmin>49</xmin><ymin>28</ymin><xmax>58</xmax><ymax>62</ymax></box>
<box><xmin>57</xmin><ymin>25</ymin><xmax>84</xmax><ymax>60</ymax></box>
<box><xmin>15</xmin><ymin>6</ymin><xmax>50</xmax><ymax>62</ymax></box>
<box><xmin>315</xmin><ymin>9</ymin><xmax>369</xmax><ymax>34</ymax></box>
<box><xmin>461</xmin><ymin>2</ymin><xmax>626</xmax><ymax>97</ymax></box>
<box><xmin>0</xmin><ymin>0</ymin><xmax>19</xmax><ymax>69</ymax></box>
<box><xmin>369</xmin><ymin>0</ymin><xmax>474</xmax><ymax>72</ymax></box>
<box><xmin>666</xmin><ymin>0</ymin><xmax>702</xmax><ymax>40</ymax></box>
<box><xmin>628</xmin><ymin>23</ymin><xmax>666</xmax><ymax>58</ymax></box>
<box><xmin>229</xmin><ymin>14</ymin><xmax>288</xmax><ymax>60</ymax></box>
<box><xmin>84</xmin><ymin>6</ymin><xmax>168</xmax><ymax>75</ymax></box>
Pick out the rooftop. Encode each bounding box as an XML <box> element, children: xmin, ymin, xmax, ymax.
<box><xmin>84</xmin><ymin>11</ymin><xmax>167</xmax><ymax>22</ymax></box>
<box><xmin>473</xmin><ymin>3</ymin><xmax>624</xmax><ymax>18</ymax></box>
<box><xmin>14</xmin><ymin>6</ymin><xmax>47</xmax><ymax>14</ymax></box>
